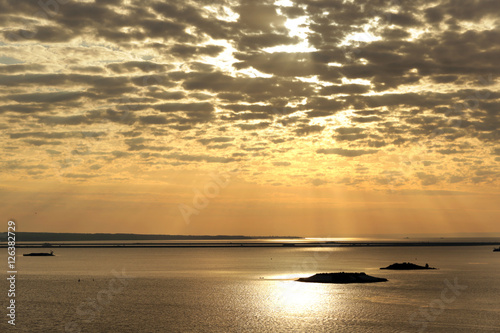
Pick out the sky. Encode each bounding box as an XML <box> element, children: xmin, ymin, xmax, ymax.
<box><xmin>0</xmin><ymin>0</ymin><xmax>498</xmax><ymax>237</ymax></box>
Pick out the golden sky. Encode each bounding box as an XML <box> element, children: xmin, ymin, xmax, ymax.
<box><xmin>0</xmin><ymin>0</ymin><xmax>498</xmax><ymax>236</ymax></box>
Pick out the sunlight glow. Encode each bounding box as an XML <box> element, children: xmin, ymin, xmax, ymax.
<box><xmin>267</xmin><ymin>280</ymin><xmax>326</xmax><ymax>315</ymax></box>
<box><xmin>238</xmin><ymin>67</ymin><xmax>273</xmax><ymax>78</ymax></box>
<box><xmin>406</xmin><ymin>28</ymin><xmax>426</xmax><ymax>41</ymax></box>
<box><xmin>340</xmin><ymin>19</ymin><xmax>382</xmax><ymax>46</ymax></box>
<box><xmin>198</xmin><ymin>39</ymin><xmax>238</xmax><ymax>75</ymax></box>
<box><xmin>203</xmin><ymin>5</ymin><xmax>240</xmax><ymax>22</ymax></box>
<box><xmin>344</xmin><ymin>31</ymin><xmax>380</xmax><ymax>44</ymax></box>
<box><xmin>296</xmin><ymin>75</ymin><xmax>320</xmax><ymax>83</ymax></box>
<box><xmin>275</xmin><ymin>0</ymin><xmax>294</xmax><ymax>6</ymax></box>
<box><xmin>264</xmin><ymin>15</ymin><xmax>317</xmax><ymax>53</ymax></box>
<box><xmin>341</xmin><ymin>77</ymin><xmax>372</xmax><ymax>86</ymax></box>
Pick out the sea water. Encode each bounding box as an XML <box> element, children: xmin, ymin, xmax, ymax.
<box><xmin>1</xmin><ymin>245</ymin><xmax>499</xmax><ymax>332</ymax></box>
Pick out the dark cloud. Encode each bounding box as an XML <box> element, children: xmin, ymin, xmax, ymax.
<box><xmin>236</xmin><ymin>2</ymin><xmax>287</xmax><ymax>32</ymax></box>
<box><xmin>206</xmin><ymin>143</ymin><xmax>233</xmax><ymax>150</ymax></box>
<box><xmin>302</xmin><ymin>97</ymin><xmax>344</xmax><ymax>117</ymax></box>
<box><xmin>317</xmin><ymin>148</ymin><xmax>378</xmax><ymax>157</ymax></box>
<box><xmin>139</xmin><ymin>115</ymin><xmax>168</xmax><ymax>125</ymax></box>
<box><xmin>23</xmin><ymin>139</ymin><xmax>63</xmax><ymax>146</ymax></box>
<box><xmin>295</xmin><ymin>124</ymin><xmax>324</xmax><ymax>136</ymax></box>
<box><xmin>0</xmin><ymin>64</ymin><xmax>45</xmax><ymax>74</ymax></box>
<box><xmin>336</xmin><ymin>128</ymin><xmax>364</xmax><ymax>135</ymax></box>
<box><xmin>38</xmin><ymin>115</ymin><xmax>88</xmax><ymax>125</ymax></box>
<box><xmin>310</xmin><ymin>178</ymin><xmax>328</xmax><ymax>186</ymax></box>
<box><xmin>169</xmin><ymin>44</ymin><xmax>225</xmax><ymax>58</ymax></box>
<box><xmin>416</xmin><ymin>172</ymin><xmax>440</xmax><ymax>186</ymax></box>
<box><xmin>119</xmin><ymin>131</ymin><xmax>142</xmax><ymax>137</ymax></box>
<box><xmin>437</xmin><ymin>149</ymin><xmax>467</xmax><ymax>155</ymax></box>
<box><xmin>4</xmin><ymin>26</ymin><xmax>75</xmax><ymax>43</ymax></box>
<box><xmin>320</xmin><ymin>84</ymin><xmax>370</xmax><ymax>95</ymax></box>
<box><xmin>237</xmin><ymin>122</ymin><xmax>271</xmax><ymax>130</ymax></box>
<box><xmin>234</xmin><ymin>52</ymin><xmax>324</xmax><ymax>77</ymax></box>
<box><xmin>107</xmin><ymin>61</ymin><xmax>172</xmax><ymax>74</ymax></box>
<box><xmin>63</xmin><ymin>173</ymin><xmax>98</xmax><ymax>179</ymax></box>
<box><xmin>154</xmin><ymin>102</ymin><xmax>214</xmax><ymax>113</ymax></box>
<box><xmin>335</xmin><ymin>133</ymin><xmax>368</xmax><ymax>141</ymax></box>
<box><xmin>222</xmin><ymin>112</ymin><xmax>271</xmax><ymax>121</ymax></box>
<box><xmin>69</xmin><ymin>66</ymin><xmax>106</xmax><ymax>74</ymax></box>
<box><xmin>1</xmin><ymin>161</ymin><xmax>49</xmax><ymax>170</ymax></box>
<box><xmin>11</xmin><ymin>131</ymin><xmax>106</xmax><ymax>139</ymax></box>
<box><xmin>198</xmin><ymin>137</ymin><xmax>234</xmax><ymax>145</ymax></box>
<box><xmin>0</xmin><ymin>104</ymin><xmax>45</xmax><ymax>114</ymax></box>
<box><xmin>351</xmin><ymin>116</ymin><xmax>382</xmax><ymax>123</ymax></box>
<box><xmin>163</xmin><ymin>152</ymin><xmax>237</xmax><ymax>163</ymax></box>
<box><xmin>6</xmin><ymin>91</ymin><xmax>87</xmax><ymax>103</ymax></box>
<box><xmin>273</xmin><ymin>161</ymin><xmax>291</xmax><ymax>167</ymax></box>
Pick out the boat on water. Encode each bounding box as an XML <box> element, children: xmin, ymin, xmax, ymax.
<box><xmin>23</xmin><ymin>251</ymin><xmax>54</xmax><ymax>256</ymax></box>
<box><xmin>494</xmin><ymin>247</ymin><xmax>500</xmax><ymax>252</ymax></box>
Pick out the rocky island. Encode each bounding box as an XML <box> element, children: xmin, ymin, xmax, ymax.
<box><xmin>297</xmin><ymin>272</ymin><xmax>388</xmax><ymax>284</ymax></box>
<box><xmin>380</xmin><ymin>262</ymin><xmax>436</xmax><ymax>270</ymax></box>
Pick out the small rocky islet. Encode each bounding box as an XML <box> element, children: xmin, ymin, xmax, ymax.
<box><xmin>297</xmin><ymin>272</ymin><xmax>388</xmax><ymax>284</ymax></box>
<box><xmin>380</xmin><ymin>262</ymin><xmax>436</xmax><ymax>270</ymax></box>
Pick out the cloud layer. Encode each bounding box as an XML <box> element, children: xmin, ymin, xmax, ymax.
<box><xmin>0</xmin><ymin>0</ymin><xmax>498</xmax><ymax>189</ymax></box>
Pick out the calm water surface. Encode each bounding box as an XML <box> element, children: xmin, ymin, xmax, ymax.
<box><xmin>1</xmin><ymin>246</ymin><xmax>499</xmax><ymax>332</ymax></box>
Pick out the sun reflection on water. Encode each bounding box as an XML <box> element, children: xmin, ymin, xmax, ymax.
<box><xmin>263</xmin><ymin>279</ymin><xmax>331</xmax><ymax>316</ymax></box>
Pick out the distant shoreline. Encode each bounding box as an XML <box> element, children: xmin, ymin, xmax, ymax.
<box><xmin>0</xmin><ymin>232</ymin><xmax>300</xmax><ymax>242</ymax></box>
<box><xmin>2</xmin><ymin>232</ymin><xmax>499</xmax><ymax>248</ymax></box>
<box><xmin>2</xmin><ymin>241</ymin><xmax>500</xmax><ymax>248</ymax></box>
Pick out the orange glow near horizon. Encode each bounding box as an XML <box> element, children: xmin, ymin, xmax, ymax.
<box><xmin>1</xmin><ymin>176</ymin><xmax>498</xmax><ymax>237</ymax></box>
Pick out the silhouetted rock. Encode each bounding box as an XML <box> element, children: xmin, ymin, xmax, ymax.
<box><xmin>297</xmin><ymin>272</ymin><xmax>388</xmax><ymax>284</ymax></box>
<box><xmin>380</xmin><ymin>262</ymin><xmax>436</xmax><ymax>270</ymax></box>
<box><xmin>23</xmin><ymin>251</ymin><xmax>54</xmax><ymax>256</ymax></box>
